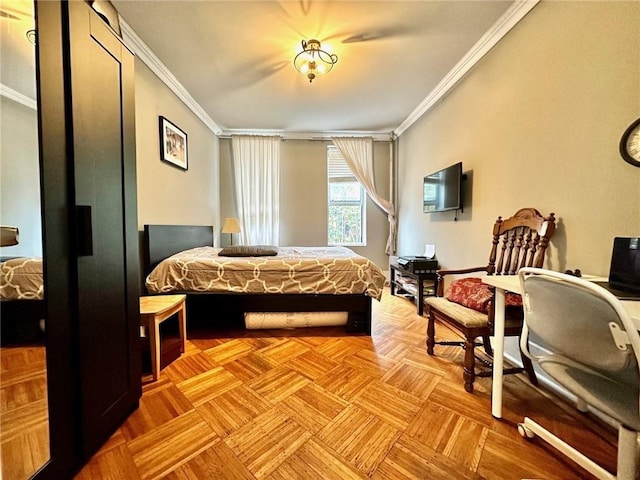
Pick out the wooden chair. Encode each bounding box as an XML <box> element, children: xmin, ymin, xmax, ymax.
<box><xmin>424</xmin><ymin>207</ymin><xmax>556</xmax><ymax>393</ymax></box>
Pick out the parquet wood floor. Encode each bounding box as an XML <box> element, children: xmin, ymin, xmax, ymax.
<box><xmin>3</xmin><ymin>288</ymin><xmax>620</xmax><ymax>479</ymax></box>
<box><xmin>76</xmin><ymin>289</ymin><xmax>619</xmax><ymax>479</ymax></box>
<box><xmin>0</xmin><ymin>344</ymin><xmax>49</xmax><ymax>480</ymax></box>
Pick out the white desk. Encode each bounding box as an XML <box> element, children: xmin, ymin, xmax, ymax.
<box><xmin>483</xmin><ymin>275</ymin><xmax>640</xmax><ymax>419</ymax></box>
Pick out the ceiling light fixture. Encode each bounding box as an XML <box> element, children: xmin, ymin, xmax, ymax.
<box><xmin>293</xmin><ymin>39</ymin><xmax>338</xmax><ymax>84</ymax></box>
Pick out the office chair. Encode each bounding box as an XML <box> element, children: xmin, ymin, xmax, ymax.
<box><xmin>517</xmin><ymin>267</ymin><xmax>640</xmax><ymax>480</ymax></box>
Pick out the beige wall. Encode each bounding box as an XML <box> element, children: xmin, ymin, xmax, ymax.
<box><xmin>219</xmin><ymin>138</ymin><xmax>391</xmax><ymax>268</ymax></box>
<box><xmin>134</xmin><ymin>60</ymin><xmax>220</xmax><ymax>242</ymax></box>
<box><xmin>397</xmin><ymin>1</ymin><xmax>640</xmax><ymax>278</ymax></box>
<box><xmin>0</xmin><ymin>97</ymin><xmax>42</xmax><ymax>257</ymax></box>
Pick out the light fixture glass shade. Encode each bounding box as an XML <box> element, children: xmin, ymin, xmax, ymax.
<box><xmin>0</xmin><ymin>226</ymin><xmax>19</xmax><ymax>247</ymax></box>
<box><xmin>222</xmin><ymin>217</ymin><xmax>241</xmax><ymax>234</ymax></box>
<box><xmin>294</xmin><ymin>39</ymin><xmax>338</xmax><ymax>83</ymax></box>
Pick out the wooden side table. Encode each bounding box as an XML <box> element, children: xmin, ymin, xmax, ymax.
<box><xmin>139</xmin><ymin>294</ymin><xmax>187</xmax><ymax>381</ymax></box>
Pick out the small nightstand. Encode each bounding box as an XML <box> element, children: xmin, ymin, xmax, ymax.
<box><xmin>139</xmin><ymin>294</ymin><xmax>187</xmax><ymax>381</ymax></box>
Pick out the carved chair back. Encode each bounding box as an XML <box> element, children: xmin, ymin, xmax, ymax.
<box><xmin>487</xmin><ymin>208</ymin><xmax>556</xmax><ymax>276</ymax></box>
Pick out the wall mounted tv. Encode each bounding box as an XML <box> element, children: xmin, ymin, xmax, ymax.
<box><xmin>423</xmin><ymin>162</ymin><xmax>463</xmax><ymax>213</ymax></box>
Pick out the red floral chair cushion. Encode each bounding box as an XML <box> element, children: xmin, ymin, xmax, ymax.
<box><xmin>444</xmin><ymin>277</ymin><xmax>522</xmax><ymax>314</ymax></box>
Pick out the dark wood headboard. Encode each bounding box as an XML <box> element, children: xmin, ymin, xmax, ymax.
<box><xmin>143</xmin><ymin>225</ymin><xmax>214</xmax><ymax>274</ymax></box>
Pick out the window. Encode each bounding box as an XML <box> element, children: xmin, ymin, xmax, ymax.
<box><xmin>327</xmin><ymin>146</ymin><xmax>366</xmax><ymax>245</ymax></box>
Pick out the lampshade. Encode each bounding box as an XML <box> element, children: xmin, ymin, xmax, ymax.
<box><xmin>222</xmin><ymin>218</ymin><xmax>241</xmax><ymax>234</ymax></box>
<box><xmin>0</xmin><ymin>226</ymin><xmax>19</xmax><ymax>247</ymax></box>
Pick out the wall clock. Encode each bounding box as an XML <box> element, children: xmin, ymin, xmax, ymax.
<box><xmin>620</xmin><ymin>117</ymin><xmax>640</xmax><ymax>167</ymax></box>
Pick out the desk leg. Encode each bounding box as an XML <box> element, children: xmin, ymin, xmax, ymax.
<box><xmin>492</xmin><ymin>287</ymin><xmax>506</xmax><ymax>419</ymax></box>
<box><xmin>417</xmin><ymin>278</ymin><xmax>424</xmax><ymax>315</ymax></box>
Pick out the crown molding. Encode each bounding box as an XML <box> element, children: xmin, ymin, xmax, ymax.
<box><xmin>219</xmin><ymin>129</ymin><xmax>393</xmax><ymax>142</ymax></box>
<box><xmin>394</xmin><ymin>0</ymin><xmax>540</xmax><ymax>137</ymax></box>
<box><xmin>0</xmin><ymin>84</ymin><xmax>36</xmax><ymax>110</ymax></box>
<box><xmin>119</xmin><ymin>17</ymin><xmax>222</xmax><ymax>136</ymax></box>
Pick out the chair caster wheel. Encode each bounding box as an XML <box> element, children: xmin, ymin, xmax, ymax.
<box><xmin>518</xmin><ymin>423</ymin><xmax>535</xmax><ymax>439</ymax></box>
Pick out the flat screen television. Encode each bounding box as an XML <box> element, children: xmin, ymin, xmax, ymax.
<box><xmin>423</xmin><ymin>162</ymin><xmax>462</xmax><ymax>213</ymax></box>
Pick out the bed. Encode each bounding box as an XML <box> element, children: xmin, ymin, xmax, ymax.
<box><xmin>0</xmin><ymin>257</ymin><xmax>46</xmax><ymax>345</ymax></box>
<box><xmin>143</xmin><ymin>225</ymin><xmax>386</xmax><ymax>334</ymax></box>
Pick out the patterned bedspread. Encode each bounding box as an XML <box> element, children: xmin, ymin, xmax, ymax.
<box><xmin>0</xmin><ymin>257</ymin><xmax>44</xmax><ymax>300</ymax></box>
<box><xmin>145</xmin><ymin>246</ymin><xmax>386</xmax><ymax>300</ymax></box>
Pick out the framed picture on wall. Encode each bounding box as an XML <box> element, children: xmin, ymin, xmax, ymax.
<box><xmin>159</xmin><ymin>116</ymin><xmax>188</xmax><ymax>170</ymax></box>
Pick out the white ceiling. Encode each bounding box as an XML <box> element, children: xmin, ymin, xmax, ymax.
<box><xmin>0</xmin><ymin>1</ymin><xmax>528</xmax><ymax>137</ymax></box>
<box><xmin>0</xmin><ymin>0</ymin><xmax>36</xmax><ymax>106</ymax></box>
<box><xmin>112</xmin><ymin>0</ymin><xmax>520</xmax><ymax>137</ymax></box>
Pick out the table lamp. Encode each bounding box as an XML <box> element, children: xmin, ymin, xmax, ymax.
<box><xmin>0</xmin><ymin>226</ymin><xmax>19</xmax><ymax>247</ymax></box>
<box><xmin>222</xmin><ymin>218</ymin><xmax>241</xmax><ymax>245</ymax></box>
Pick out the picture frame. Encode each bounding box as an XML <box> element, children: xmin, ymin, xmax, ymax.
<box><xmin>159</xmin><ymin>116</ymin><xmax>188</xmax><ymax>170</ymax></box>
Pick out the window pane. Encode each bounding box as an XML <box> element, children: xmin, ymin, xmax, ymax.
<box><xmin>328</xmin><ymin>205</ymin><xmax>362</xmax><ymax>244</ymax></box>
<box><xmin>329</xmin><ymin>181</ymin><xmax>361</xmax><ymax>202</ymax></box>
<box><xmin>327</xmin><ymin>145</ymin><xmax>365</xmax><ymax>246</ymax></box>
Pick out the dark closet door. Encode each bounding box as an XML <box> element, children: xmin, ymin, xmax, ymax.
<box><xmin>68</xmin><ymin>1</ymin><xmax>141</xmax><ymax>458</ymax></box>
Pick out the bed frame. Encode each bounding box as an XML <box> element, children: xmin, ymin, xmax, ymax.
<box><xmin>1</xmin><ymin>299</ymin><xmax>46</xmax><ymax>345</ymax></box>
<box><xmin>0</xmin><ymin>255</ymin><xmax>46</xmax><ymax>345</ymax></box>
<box><xmin>142</xmin><ymin>225</ymin><xmax>372</xmax><ymax>334</ymax></box>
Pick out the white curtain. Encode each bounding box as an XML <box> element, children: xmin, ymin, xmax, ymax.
<box><xmin>331</xmin><ymin>136</ymin><xmax>396</xmax><ymax>254</ymax></box>
<box><xmin>231</xmin><ymin>135</ymin><xmax>280</xmax><ymax>245</ymax></box>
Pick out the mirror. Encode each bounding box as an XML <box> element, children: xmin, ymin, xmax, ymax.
<box><xmin>0</xmin><ymin>0</ymin><xmax>50</xmax><ymax>478</ymax></box>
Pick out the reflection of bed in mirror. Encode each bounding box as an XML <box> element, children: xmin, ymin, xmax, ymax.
<box><xmin>0</xmin><ymin>257</ymin><xmax>45</xmax><ymax>345</ymax></box>
<box><xmin>143</xmin><ymin>225</ymin><xmax>386</xmax><ymax>334</ymax></box>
